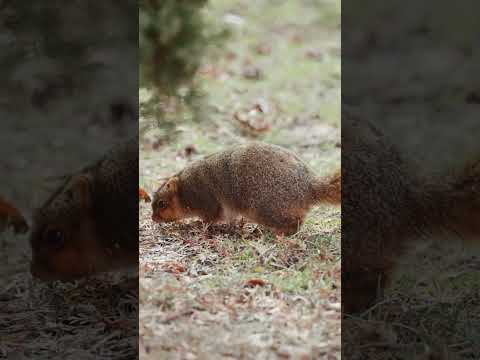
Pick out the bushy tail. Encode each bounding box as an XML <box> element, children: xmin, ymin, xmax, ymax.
<box><xmin>313</xmin><ymin>169</ymin><xmax>341</xmax><ymax>204</ymax></box>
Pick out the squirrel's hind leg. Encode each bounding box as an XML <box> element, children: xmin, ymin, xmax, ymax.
<box><xmin>254</xmin><ymin>208</ymin><xmax>307</xmax><ymax>237</ymax></box>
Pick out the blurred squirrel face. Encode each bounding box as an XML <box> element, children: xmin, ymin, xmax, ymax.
<box><xmin>151</xmin><ymin>177</ymin><xmax>182</xmax><ymax>223</ymax></box>
<box><xmin>30</xmin><ymin>175</ymin><xmax>113</xmax><ymax>281</ymax></box>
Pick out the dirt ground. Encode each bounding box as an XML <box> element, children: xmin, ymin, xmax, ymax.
<box><xmin>139</xmin><ymin>0</ymin><xmax>341</xmax><ymax>359</ymax></box>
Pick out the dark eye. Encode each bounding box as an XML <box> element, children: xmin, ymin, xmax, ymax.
<box><xmin>155</xmin><ymin>200</ymin><xmax>167</xmax><ymax>209</ymax></box>
<box><xmin>44</xmin><ymin>228</ymin><xmax>66</xmax><ymax>250</ymax></box>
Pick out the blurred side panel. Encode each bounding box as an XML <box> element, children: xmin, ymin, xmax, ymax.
<box><xmin>342</xmin><ymin>0</ymin><xmax>480</xmax><ymax>358</ymax></box>
<box><xmin>0</xmin><ymin>1</ymin><xmax>139</xmax><ymax>359</ymax></box>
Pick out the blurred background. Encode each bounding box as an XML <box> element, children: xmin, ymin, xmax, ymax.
<box><xmin>343</xmin><ymin>1</ymin><xmax>480</xmax><ymax>358</ymax></box>
<box><xmin>344</xmin><ymin>0</ymin><xmax>480</xmax><ymax>176</ymax></box>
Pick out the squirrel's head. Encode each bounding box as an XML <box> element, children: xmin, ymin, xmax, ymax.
<box><xmin>30</xmin><ymin>174</ymin><xmax>113</xmax><ymax>282</ymax></box>
<box><xmin>151</xmin><ymin>177</ymin><xmax>184</xmax><ymax>223</ymax></box>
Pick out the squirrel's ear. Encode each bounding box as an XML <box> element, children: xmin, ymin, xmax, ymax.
<box><xmin>70</xmin><ymin>174</ymin><xmax>93</xmax><ymax>209</ymax></box>
<box><xmin>166</xmin><ymin>177</ymin><xmax>179</xmax><ymax>192</ymax></box>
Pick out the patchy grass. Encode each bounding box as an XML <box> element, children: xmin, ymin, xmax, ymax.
<box><xmin>139</xmin><ymin>208</ymin><xmax>340</xmax><ymax>359</ymax></box>
<box><xmin>139</xmin><ymin>0</ymin><xmax>340</xmax><ymax>358</ymax></box>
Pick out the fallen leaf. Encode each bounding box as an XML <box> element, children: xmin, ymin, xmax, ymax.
<box><xmin>245</xmin><ymin>278</ymin><xmax>268</xmax><ymax>287</ymax></box>
<box><xmin>290</xmin><ymin>33</ymin><xmax>304</xmax><ymax>44</ymax></box>
<box><xmin>163</xmin><ymin>262</ymin><xmax>186</xmax><ymax>274</ymax></box>
<box><xmin>306</xmin><ymin>48</ymin><xmax>324</xmax><ymax>61</ymax></box>
<box><xmin>233</xmin><ymin>109</ymin><xmax>271</xmax><ymax>136</ymax></box>
<box><xmin>242</xmin><ymin>64</ymin><xmax>263</xmax><ymax>80</ymax></box>
<box><xmin>255</xmin><ymin>43</ymin><xmax>271</xmax><ymax>55</ymax></box>
<box><xmin>139</xmin><ymin>188</ymin><xmax>151</xmax><ymax>203</ymax></box>
<box><xmin>0</xmin><ymin>196</ymin><xmax>29</xmax><ymax>234</ymax></box>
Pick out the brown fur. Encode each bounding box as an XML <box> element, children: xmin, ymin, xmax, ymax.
<box><xmin>342</xmin><ymin>109</ymin><xmax>480</xmax><ymax>314</ymax></box>
<box><xmin>30</xmin><ymin>138</ymin><xmax>138</xmax><ymax>281</ymax></box>
<box><xmin>152</xmin><ymin>142</ymin><xmax>340</xmax><ymax>237</ymax></box>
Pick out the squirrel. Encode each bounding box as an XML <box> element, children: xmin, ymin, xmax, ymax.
<box><xmin>151</xmin><ymin>142</ymin><xmax>340</xmax><ymax>237</ymax></box>
<box><xmin>29</xmin><ymin>138</ymin><xmax>138</xmax><ymax>281</ymax></box>
<box><xmin>0</xmin><ymin>196</ymin><xmax>29</xmax><ymax>234</ymax></box>
<box><xmin>342</xmin><ymin>108</ymin><xmax>480</xmax><ymax>314</ymax></box>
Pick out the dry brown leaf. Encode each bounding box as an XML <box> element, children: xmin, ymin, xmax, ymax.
<box><xmin>233</xmin><ymin>110</ymin><xmax>271</xmax><ymax>135</ymax></box>
<box><xmin>139</xmin><ymin>188</ymin><xmax>151</xmax><ymax>203</ymax></box>
<box><xmin>0</xmin><ymin>196</ymin><xmax>29</xmax><ymax>233</ymax></box>
<box><xmin>244</xmin><ymin>278</ymin><xmax>268</xmax><ymax>288</ymax></box>
<box><xmin>163</xmin><ymin>262</ymin><xmax>186</xmax><ymax>274</ymax></box>
<box><xmin>255</xmin><ymin>43</ymin><xmax>272</xmax><ymax>55</ymax></box>
<box><xmin>242</xmin><ymin>64</ymin><xmax>263</xmax><ymax>80</ymax></box>
<box><xmin>306</xmin><ymin>48</ymin><xmax>324</xmax><ymax>61</ymax></box>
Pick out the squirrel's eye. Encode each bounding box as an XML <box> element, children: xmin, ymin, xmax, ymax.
<box><xmin>44</xmin><ymin>228</ymin><xmax>66</xmax><ymax>250</ymax></box>
<box><xmin>156</xmin><ymin>200</ymin><xmax>167</xmax><ymax>209</ymax></box>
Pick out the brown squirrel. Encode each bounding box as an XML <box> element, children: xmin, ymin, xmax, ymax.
<box><xmin>29</xmin><ymin>138</ymin><xmax>138</xmax><ymax>281</ymax></box>
<box><xmin>151</xmin><ymin>142</ymin><xmax>340</xmax><ymax>236</ymax></box>
<box><xmin>342</xmin><ymin>108</ymin><xmax>480</xmax><ymax>314</ymax></box>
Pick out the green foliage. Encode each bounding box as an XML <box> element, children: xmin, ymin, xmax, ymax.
<box><xmin>139</xmin><ymin>0</ymin><xmax>210</xmax><ymax>95</ymax></box>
